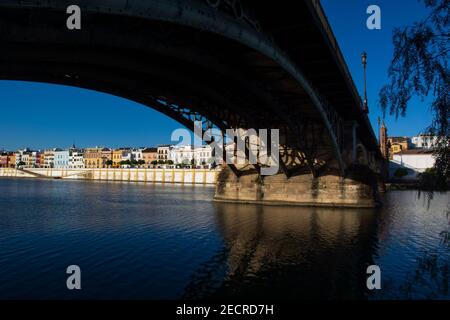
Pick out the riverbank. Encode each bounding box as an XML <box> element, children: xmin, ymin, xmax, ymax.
<box><xmin>0</xmin><ymin>167</ymin><xmax>219</xmax><ymax>185</ymax></box>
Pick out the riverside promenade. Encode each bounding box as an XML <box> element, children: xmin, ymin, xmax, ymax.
<box><xmin>0</xmin><ymin>168</ymin><xmax>219</xmax><ymax>185</ymax></box>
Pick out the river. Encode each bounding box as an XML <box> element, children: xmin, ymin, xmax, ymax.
<box><xmin>0</xmin><ymin>178</ymin><xmax>448</xmax><ymax>299</ymax></box>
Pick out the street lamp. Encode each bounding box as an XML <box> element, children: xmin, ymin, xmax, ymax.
<box><xmin>362</xmin><ymin>51</ymin><xmax>369</xmax><ymax>114</ymax></box>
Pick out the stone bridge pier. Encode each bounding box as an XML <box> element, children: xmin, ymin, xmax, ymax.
<box><xmin>214</xmin><ymin>165</ymin><xmax>383</xmax><ymax>208</ymax></box>
<box><xmin>214</xmin><ymin>125</ymin><xmax>386</xmax><ymax>208</ymax></box>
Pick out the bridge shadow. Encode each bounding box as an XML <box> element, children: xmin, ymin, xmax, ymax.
<box><xmin>182</xmin><ymin>202</ymin><xmax>381</xmax><ymax>300</ymax></box>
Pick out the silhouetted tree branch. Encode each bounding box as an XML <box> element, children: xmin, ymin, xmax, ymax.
<box><xmin>379</xmin><ymin>0</ymin><xmax>449</xmax><ymax>179</ymax></box>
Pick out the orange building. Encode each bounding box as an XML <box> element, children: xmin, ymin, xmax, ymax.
<box><xmin>142</xmin><ymin>148</ymin><xmax>158</xmax><ymax>167</ymax></box>
<box><xmin>83</xmin><ymin>148</ymin><xmax>104</xmax><ymax>168</ymax></box>
<box><xmin>0</xmin><ymin>153</ymin><xmax>8</xmax><ymax>168</ymax></box>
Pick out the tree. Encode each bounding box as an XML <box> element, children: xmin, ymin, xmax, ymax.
<box><xmin>151</xmin><ymin>160</ymin><xmax>158</xmax><ymax>166</ymax></box>
<box><xmin>167</xmin><ymin>160</ymin><xmax>174</xmax><ymax>165</ymax></box>
<box><xmin>379</xmin><ymin>0</ymin><xmax>449</xmax><ymax>178</ymax></box>
<box><xmin>105</xmin><ymin>160</ymin><xmax>113</xmax><ymax>167</ymax></box>
<box><xmin>137</xmin><ymin>160</ymin><xmax>146</xmax><ymax>166</ymax></box>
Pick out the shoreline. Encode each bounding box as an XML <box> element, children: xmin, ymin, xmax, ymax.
<box><xmin>0</xmin><ymin>167</ymin><xmax>219</xmax><ymax>185</ymax></box>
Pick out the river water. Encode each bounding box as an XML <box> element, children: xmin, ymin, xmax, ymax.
<box><xmin>0</xmin><ymin>178</ymin><xmax>448</xmax><ymax>300</ymax></box>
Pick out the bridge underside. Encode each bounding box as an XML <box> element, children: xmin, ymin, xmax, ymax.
<box><xmin>0</xmin><ymin>1</ymin><xmax>385</xmax><ymax>207</ymax></box>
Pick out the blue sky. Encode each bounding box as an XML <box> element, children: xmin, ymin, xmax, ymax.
<box><xmin>0</xmin><ymin>0</ymin><xmax>435</xmax><ymax>151</ymax></box>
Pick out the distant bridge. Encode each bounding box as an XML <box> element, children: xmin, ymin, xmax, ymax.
<box><xmin>0</xmin><ymin>0</ymin><xmax>386</xmax><ymax>207</ymax></box>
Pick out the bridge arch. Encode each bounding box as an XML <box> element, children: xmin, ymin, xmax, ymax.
<box><xmin>0</xmin><ymin>0</ymin><xmax>347</xmax><ymax>175</ymax></box>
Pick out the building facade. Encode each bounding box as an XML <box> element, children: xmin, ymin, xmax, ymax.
<box><xmin>132</xmin><ymin>149</ymin><xmax>144</xmax><ymax>163</ymax></box>
<box><xmin>43</xmin><ymin>150</ymin><xmax>55</xmax><ymax>168</ymax></box>
<box><xmin>53</xmin><ymin>150</ymin><xmax>70</xmax><ymax>169</ymax></box>
<box><xmin>112</xmin><ymin>149</ymin><xmax>124</xmax><ymax>167</ymax></box>
<box><xmin>390</xmin><ymin>149</ymin><xmax>436</xmax><ymax>180</ymax></box>
<box><xmin>0</xmin><ymin>153</ymin><xmax>9</xmax><ymax>168</ymax></box>
<box><xmin>388</xmin><ymin>137</ymin><xmax>410</xmax><ymax>158</ymax></box>
<box><xmin>170</xmin><ymin>145</ymin><xmax>214</xmax><ymax>168</ymax></box>
<box><xmin>84</xmin><ymin>148</ymin><xmax>104</xmax><ymax>168</ymax></box>
<box><xmin>35</xmin><ymin>152</ymin><xmax>44</xmax><ymax>168</ymax></box>
<box><xmin>142</xmin><ymin>148</ymin><xmax>158</xmax><ymax>167</ymax></box>
<box><xmin>411</xmin><ymin>134</ymin><xmax>437</xmax><ymax>149</ymax></box>
<box><xmin>157</xmin><ymin>145</ymin><xmax>171</xmax><ymax>161</ymax></box>
<box><xmin>68</xmin><ymin>151</ymin><xmax>85</xmax><ymax>168</ymax></box>
<box><xmin>7</xmin><ymin>154</ymin><xmax>16</xmax><ymax>168</ymax></box>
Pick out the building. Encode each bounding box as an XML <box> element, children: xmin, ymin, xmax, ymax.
<box><xmin>157</xmin><ymin>145</ymin><xmax>171</xmax><ymax>161</ymax></box>
<box><xmin>53</xmin><ymin>150</ymin><xmax>70</xmax><ymax>168</ymax></box>
<box><xmin>7</xmin><ymin>153</ymin><xmax>16</xmax><ymax>168</ymax></box>
<box><xmin>35</xmin><ymin>152</ymin><xmax>44</xmax><ymax>168</ymax></box>
<box><xmin>112</xmin><ymin>149</ymin><xmax>125</xmax><ymax>167</ymax></box>
<box><xmin>43</xmin><ymin>150</ymin><xmax>55</xmax><ymax>168</ymax></box>
<box><xmin>411</xmin><ymin>134</ymin><xmax>437</xmax><ymax>149</ymax></box>
<box><xmin>21</xmin><ymin>153</ymin><xmax>32</xmax><ymax>168</ymax></box>
<box><xmin>29</xmin><ymin>151</ymin><xmax>39</xmax><ymax>168</ymax></box>
<box><xmin>142</xmin><ymin>148</ymin><xmax>158</xmax><ymax>167</ymax></box>
<box><xmin>194</xmin><ymin>145</ymin><xmax>213</xmax><ymax>167</ymax></box>
<box><xmin>84</xmin><ymin>148</ymin><xmax>104</xmax><ymax>168</ymax></box>
<box><xmin>132</xmin><ymin>149</ymin><xmax>143</xmax><ymax>162</ymax></box>
<box><xmin>101</xmin><ymin>148</ymin><xmax>112</xmax><ymax>164</ymax></box>
<box><xmin>170</xmin><ymin>145</ymin><xmax>214</xmax><ymax>168</ymax></box>
<box><xmin>121</xmin><ymin>149</ymin><xmax>133</xmax><ymax>164</ymax></box>
<box><xmin>0</xmin><ymin>153</ymin><xmax>9</xmax><ymax>168</ymax></box>
<box><xmin>390</xmin><ymin>149</ymin><xmax>436</xmax><ymax>180</ymax></box>
<box><xmin>388</xmin><ymin>136</ymin><xmax>410</xmax><ymax>158</ymax></box>
<box><xmin>170</xmin><ymin>145</ymin><xmax>193</xmax><ymax>165</ymax></box>
<box><xmin>14</xmin><ymin>148</ymin><xmax>31</xmax><ymax>167</ymax></box>
<box><xmin>379</xmin><ymin>121</ymin><xmax>388</xmax><ymax>160</ymax></box>
<box><xmin>68</xmin><ymin>151</ymin><xmax>84</xmax><ymax>168</ymax></box>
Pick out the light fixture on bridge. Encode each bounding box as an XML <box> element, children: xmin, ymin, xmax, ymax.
<box><xmin>362</xmin><ymin>51</ymin><xmax>369</xmax><ymax>114</ymax></box>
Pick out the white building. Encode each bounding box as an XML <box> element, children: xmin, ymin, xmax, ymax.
<box><xmin>194</xmin><ymin>145</ymin><xmax>213</xmax><ymax>167</ymax></box>
<box><xmin>169</xmin><ymin>145</ymin><xmax>215</xmax><ymax>168</ymax></box>
<box><xmin>68</xmin><ymin>151</ymin><xmax>84</xmax><ymax>168</ymax></box>
<box><xmin>21</xmin><ymin>153</ymin><xmax>31</xmax><ymax>167</ymax></box>
<box><xmin>14</xmin><ymin>148</ymin><xmax>30</xmax><ymax>166</ymax></box>
<box><xmin>121</xmin><ymin>150</ymin><xmax>133</xmax><ymax>162</ymax></box>
<box><xmin>53</xmin><ymin>150</ymin><xmax>70</xmax><ymax>169</ymax></box>
<box><xmin>411</xmin><ymin>134</ymin><xmax>438</xmax><ymax>149</ymax></box>
<box><xmin>157</xmin><ymin>145</ymin><xmax>171</xmax><ymax>161</ymax></box>
<box><xmin>170</xmin><ymin>145</ymin><xmax>193</xmax><ymax>165</ymax></box>
<box><xmin>390</xmin><ymin>149</ymin><xmax>435</xmax><ymax>179</ymax></box>
<box><xmin>131</xmin><ymin>149</ymin><xmax>144</xmax><ymax>162</ymax></box>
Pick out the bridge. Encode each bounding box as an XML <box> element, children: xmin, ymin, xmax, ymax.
<box><xmin>0</xmin><ymin>0</ymin><xmax>386</xmax><ymax>207</ymax></box>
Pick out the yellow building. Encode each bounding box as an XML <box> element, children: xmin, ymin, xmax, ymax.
<box><xmin>112</xmin><ymin>149</ymin><xmax>124</xmax><ymax>168</ymax></box>
<box><xmin>388</xmin><ymin>137</ymin><xmax>410</xmax><ymax>159</ymax></box>
<box><xmin>7</xmin><ymin>154</ymin><xmax>16</xmax><ymax>168</ymax></box>
<box><xmin>43</xmin><ymin>150</ymin><xmax>54</xmax><ymax>168</ymax></box>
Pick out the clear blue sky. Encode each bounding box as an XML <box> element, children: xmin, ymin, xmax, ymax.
<box><xmin>0</xmin><ymin>0</ymin><xmax>435</xmax><ymax>151</ymax></box>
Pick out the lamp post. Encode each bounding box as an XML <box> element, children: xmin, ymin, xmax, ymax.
<box><xmin>362</xmin><ymin>52</ymin><xmax>369</xmax><ymax>114</ymax></box>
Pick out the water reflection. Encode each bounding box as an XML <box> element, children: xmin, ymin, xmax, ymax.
<box><xmin>0</xmin><ymin>179</ymin><xmax>448</xmax><ymax>299</ymax></box>
<box><xmin>183</xmin><ymin>204</ymin><xmax>381</xmax><ymax>299</ymax></box>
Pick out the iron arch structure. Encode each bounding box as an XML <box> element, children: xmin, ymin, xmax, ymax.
<box><xmin>0</xmin><ymin>0</ymin><xmax>386</xmax><ymax>207</ymax></box>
